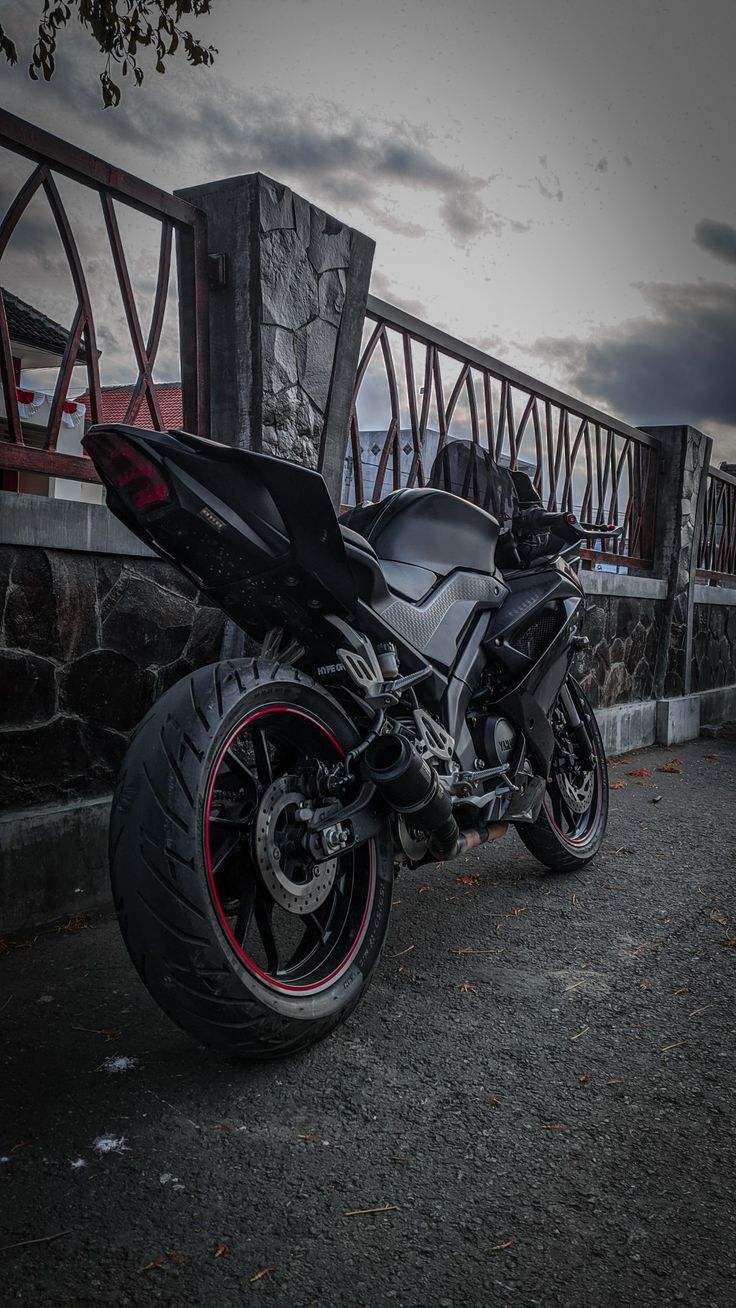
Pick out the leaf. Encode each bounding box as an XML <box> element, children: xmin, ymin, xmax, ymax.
<box><xmin>579</xmin><ymin>1072</ymin><xmax>591</xmax><ymax>1083</ymax></box>
<box><xmin>0</xmin><ymin>25</ymin><xmax>18</xmax><ymax>65</ymax></box>
<box><xmin>214</xmin><ymin>1244</ymin><xmax>229</xmax><ymax>1258</ymax></box>
<box><xmin>628</xmin><ymin>768</ymin><xmax>651</xmax><ymax>777</ymax></box>
<box><xmin>56</xmin><ymin>913</ymin><xmax>94</xmax><ymax>933</ymax></box>
<box><xmin>250</xmin><ymin>1265</ymin><xmax>276</xmax><ymax>1282</ymax></box>
<box><xmin>459</xmin><ymin>982</ymin><xmax>477</xmax><ymax>993</ymax></box>
<box><xmin>141</xmin><ymin>1255</ymin><xmax>166</xmax><ymax>1271</ymax></box>
<box><xmin>298</xmin><ymin>1133</ymin><xmax>322</xmax><ymax>1143</ymax></box>
<box><xmin>610</xmin><ymin>781</ymin><xmax>626</xmax><ymax>790</ymax></box>
<box><xmin>657</xmin><ymin>763</ymin><xmax>682</xmax><ymax>774</ymax></box>
<box><xmin>457</xmin><ymin>874</ymin><xmax>481</xmax><ymax>886</ymax></box>
<box><xmin>491</xmin><ymin>1238</ymin><xmax>515</xmax><ymax>1251</ymax></box>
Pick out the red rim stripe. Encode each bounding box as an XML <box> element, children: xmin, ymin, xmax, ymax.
<box><xmin>203</xmin><ymin>706</ymin><xmax>375</xmax><ymax>995</ymax></box>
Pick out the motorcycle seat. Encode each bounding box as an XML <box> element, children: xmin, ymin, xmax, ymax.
<box><xmin>341</xmin><ymin>487</ymin><xmax>500</xmax><ymax>579</ymax></box>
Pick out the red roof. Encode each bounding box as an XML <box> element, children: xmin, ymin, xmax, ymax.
<box><xmin>3</xmin><ymin>286</ymin><xmax>88</xmax><ymax>363</ymax></box>
<box><xmin>80</xmin><ymin>382</ymin><xmax>183</xmax><ymax>430</ymax></box>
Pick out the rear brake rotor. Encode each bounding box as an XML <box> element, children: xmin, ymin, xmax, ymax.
<box><xmin>254</xmin><ymin>775</ymin><xmax>338</xmax><ymax>915</ymax></box>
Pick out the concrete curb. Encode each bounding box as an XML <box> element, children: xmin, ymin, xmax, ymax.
<box><xmin>0</xmin><ymin>795</ymin><xmax>112</xmax><ymax>935</ymax></box>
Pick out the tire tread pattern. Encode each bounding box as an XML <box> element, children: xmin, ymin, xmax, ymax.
<box><xmin>110</xmin><ymin>658</ymin><xmax>389</xmax><ymax>1060</ymax></box>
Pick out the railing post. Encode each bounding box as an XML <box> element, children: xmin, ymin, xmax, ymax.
<box><xmin>641</xmin><ymin>425</ymin><xmax>712</xmax><ymax>698</ymax></box>
<box><xmin>175</xmin><ymin>173</ymin><xmax>374</xmax><ymax>505</ymax></box>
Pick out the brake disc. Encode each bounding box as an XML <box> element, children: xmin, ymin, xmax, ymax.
<box><xmin>557</xmin><ymin>767</ymin><xmax>595</xmax><ymax>814</ymax></box>
<box><xmin>254</xmin><ymin>775</ymin><xmax>338</xmax><ymax>915</ymax></box>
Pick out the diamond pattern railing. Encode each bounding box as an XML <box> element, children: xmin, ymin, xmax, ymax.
<box><xmin>0</xmin><ymin>108</ymin><xmax>209</xmax><ymax>486</ymax></box>
<box><xmin>348</xmin><ymin>296</ymin><xmax>662</xmax><ymax>571</ymax></box>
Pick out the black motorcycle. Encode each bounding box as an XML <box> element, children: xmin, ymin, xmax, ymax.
<box><xmin>83</xmin><ymin>426</ymin><xmax>619</xmax><ymax>1059</ymax></box>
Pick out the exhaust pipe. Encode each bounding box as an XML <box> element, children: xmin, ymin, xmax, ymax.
<box><xmin>362</xmin><ymin>734</ymin><xmax>507</xmax><ymax>862</ymax></box>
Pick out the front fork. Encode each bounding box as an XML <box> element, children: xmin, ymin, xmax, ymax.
<box><xmin>558</xmin><ymin>680</ymin><xmax>594</xmax><ymax>769</ymax></box>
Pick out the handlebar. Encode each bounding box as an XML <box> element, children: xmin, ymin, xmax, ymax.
<box><xmin>513</xmin><ymin>508</ymin><xmax>624</xmax><ymax>540</ymax></box>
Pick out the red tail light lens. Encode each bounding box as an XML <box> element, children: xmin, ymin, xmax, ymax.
<box><xmin>88</xmin><ymin>433</ymin><xmax>171</xmax><ymax>514</ymax></box>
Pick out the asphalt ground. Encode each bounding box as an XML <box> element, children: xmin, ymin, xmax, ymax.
<box><xmin>1</xmin><ymin>735</ymin><xmax>734</xmax><ymax>1307</ymax></box>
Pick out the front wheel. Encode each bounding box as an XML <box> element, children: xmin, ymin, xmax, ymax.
<box><xmin>517</xmin><ymin>679</ymin><xmax>608</xmax><ymax>872</ymax></box>
<box><xmin>110</xmin><ymin>659</ymin><xmax>394</xmax><ymax>1059</ymax></box>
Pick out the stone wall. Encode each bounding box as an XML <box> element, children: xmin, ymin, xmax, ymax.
<box><xmin>691</xmin><ymin>602</ymin><xmax>736</xmax><ymax>692</ymax></box>
<box><xmin>576</xmin><ymin>592</ymin><xmax>662</xmax><ymax>709</ymax></box>
<box><xmin>0</xmin><ymin>546</ymin><xmax>224</xmax><ymax>811</ymax></box>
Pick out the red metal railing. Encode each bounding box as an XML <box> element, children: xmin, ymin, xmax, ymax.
<box><xmin>0</xmin><ymin>109</ymin><xmax>209</xmax><ymax>485</ymax></box>
<box><xmin>697</xmin><ymin>466</ymin><xmax>736</xmax><ymax>583</ymax></box>
<box><xmin>348</xmin><ymin>297</ymin><xmax>661</xmax><ymax>570</ymax></box>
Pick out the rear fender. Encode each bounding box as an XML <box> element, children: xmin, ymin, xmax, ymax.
<box><xmin>84</xmin><ymin>425</ymin><xmax>358</xmax><ymax>631</ymax></box>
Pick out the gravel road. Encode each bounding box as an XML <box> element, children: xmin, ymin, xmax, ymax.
<box><xmin>1</xmin><ymin>735</ymin><xmax>734</xmax><ymax>1307</ymax></box>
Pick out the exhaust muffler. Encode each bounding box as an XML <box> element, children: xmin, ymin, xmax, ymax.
<box><xmin>362</xmin><ymin>734</ymin><xmax>506</xmax><ymax>862</ymax></box>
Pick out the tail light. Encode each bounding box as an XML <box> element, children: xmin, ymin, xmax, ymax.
<box><xmin>85</xmin><ymin>432</ymin><xmax>171</xmax><ymax>514</ymax></box>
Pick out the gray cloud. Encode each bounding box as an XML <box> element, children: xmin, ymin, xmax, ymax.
<box><xmin>1</xmin><ymin>45</ymin><xmax>519</xmax><ymax>247</ymax></box>
<box><xmin>537</xmin><ymin>179</ymin><xmax>564</xmax><ymax>202</ymax></box>
<box><xmin>439</xmin><ymin>193</ymin><xmax>502</xmax><ymax>242</ymax></box>
<box><xmin>695</xmin><ymin>219</ymin><xmax>736</xmax><ymax>266</ymax></box>
<box><xmin>535</xmin><ymin>280</ymin><xmax>736</xmax><ymax>441</ymax></box>
<box><xmin>535</xmin><ymin>155</ymin><xmax>564</xmax><ymax>202</ymax></box>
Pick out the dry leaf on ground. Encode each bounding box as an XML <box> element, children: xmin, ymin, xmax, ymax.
<box><xmin>56</xmin><ymin>914</ymin><xmax>94</xmax><ymax>933</ymax></box>
<box><xmin>250</xmin><ymin>1266</ymin><xmax>276</xmax><ymax>1282</ymax></box>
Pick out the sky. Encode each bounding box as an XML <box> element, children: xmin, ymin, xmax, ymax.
<box><xmin>1</xmin><ymin>0</ymin><xmax>735</xmax><ymax>460</ymax></box>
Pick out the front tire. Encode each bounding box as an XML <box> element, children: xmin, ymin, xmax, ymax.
<box><xmin>110</xmin><ymin>659</ymin><xmax>393</xmax><ymax>1059</ymax></box>
<box><xmin>517</xmin><ymin>679</ymin><xmax>608</xmax><ymax>872</ymax></box>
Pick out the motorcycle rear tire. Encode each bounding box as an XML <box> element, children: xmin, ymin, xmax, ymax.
<box><xmin>110</xmin><ymin>659</ymin><xmax>393</xmax><ymax>1060</ymax></box>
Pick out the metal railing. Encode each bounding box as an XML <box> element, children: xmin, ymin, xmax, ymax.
<box><xmin>348</xmin><ymin>296</ymin><xmax>661</xmax><ymax>570</ymax></box>
<box><xmin>697</xmin><ymin>465</ymin><xmax>736</xmax><ymax>583</ymax></box>
<box><xmin>0</xmin><ymin>109</ymin><xmax>209</xmax><ymax>485</ymax></box>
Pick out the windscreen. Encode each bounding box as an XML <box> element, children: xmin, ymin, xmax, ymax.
<box><xmin>427</xmin><ymin>439</ymin><xmax>518</xmax><ymax>528</ymax></box>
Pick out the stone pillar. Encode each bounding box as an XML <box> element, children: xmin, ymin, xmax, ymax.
<box><xmin>641</xmin><ymin>425</ymin><xmax>712</xmax><ymax>698</ymax></box>
<box><xmin>176</xmin><ymin>173</ymin><xmax>374</xmax><ymax>505</ymax></box>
